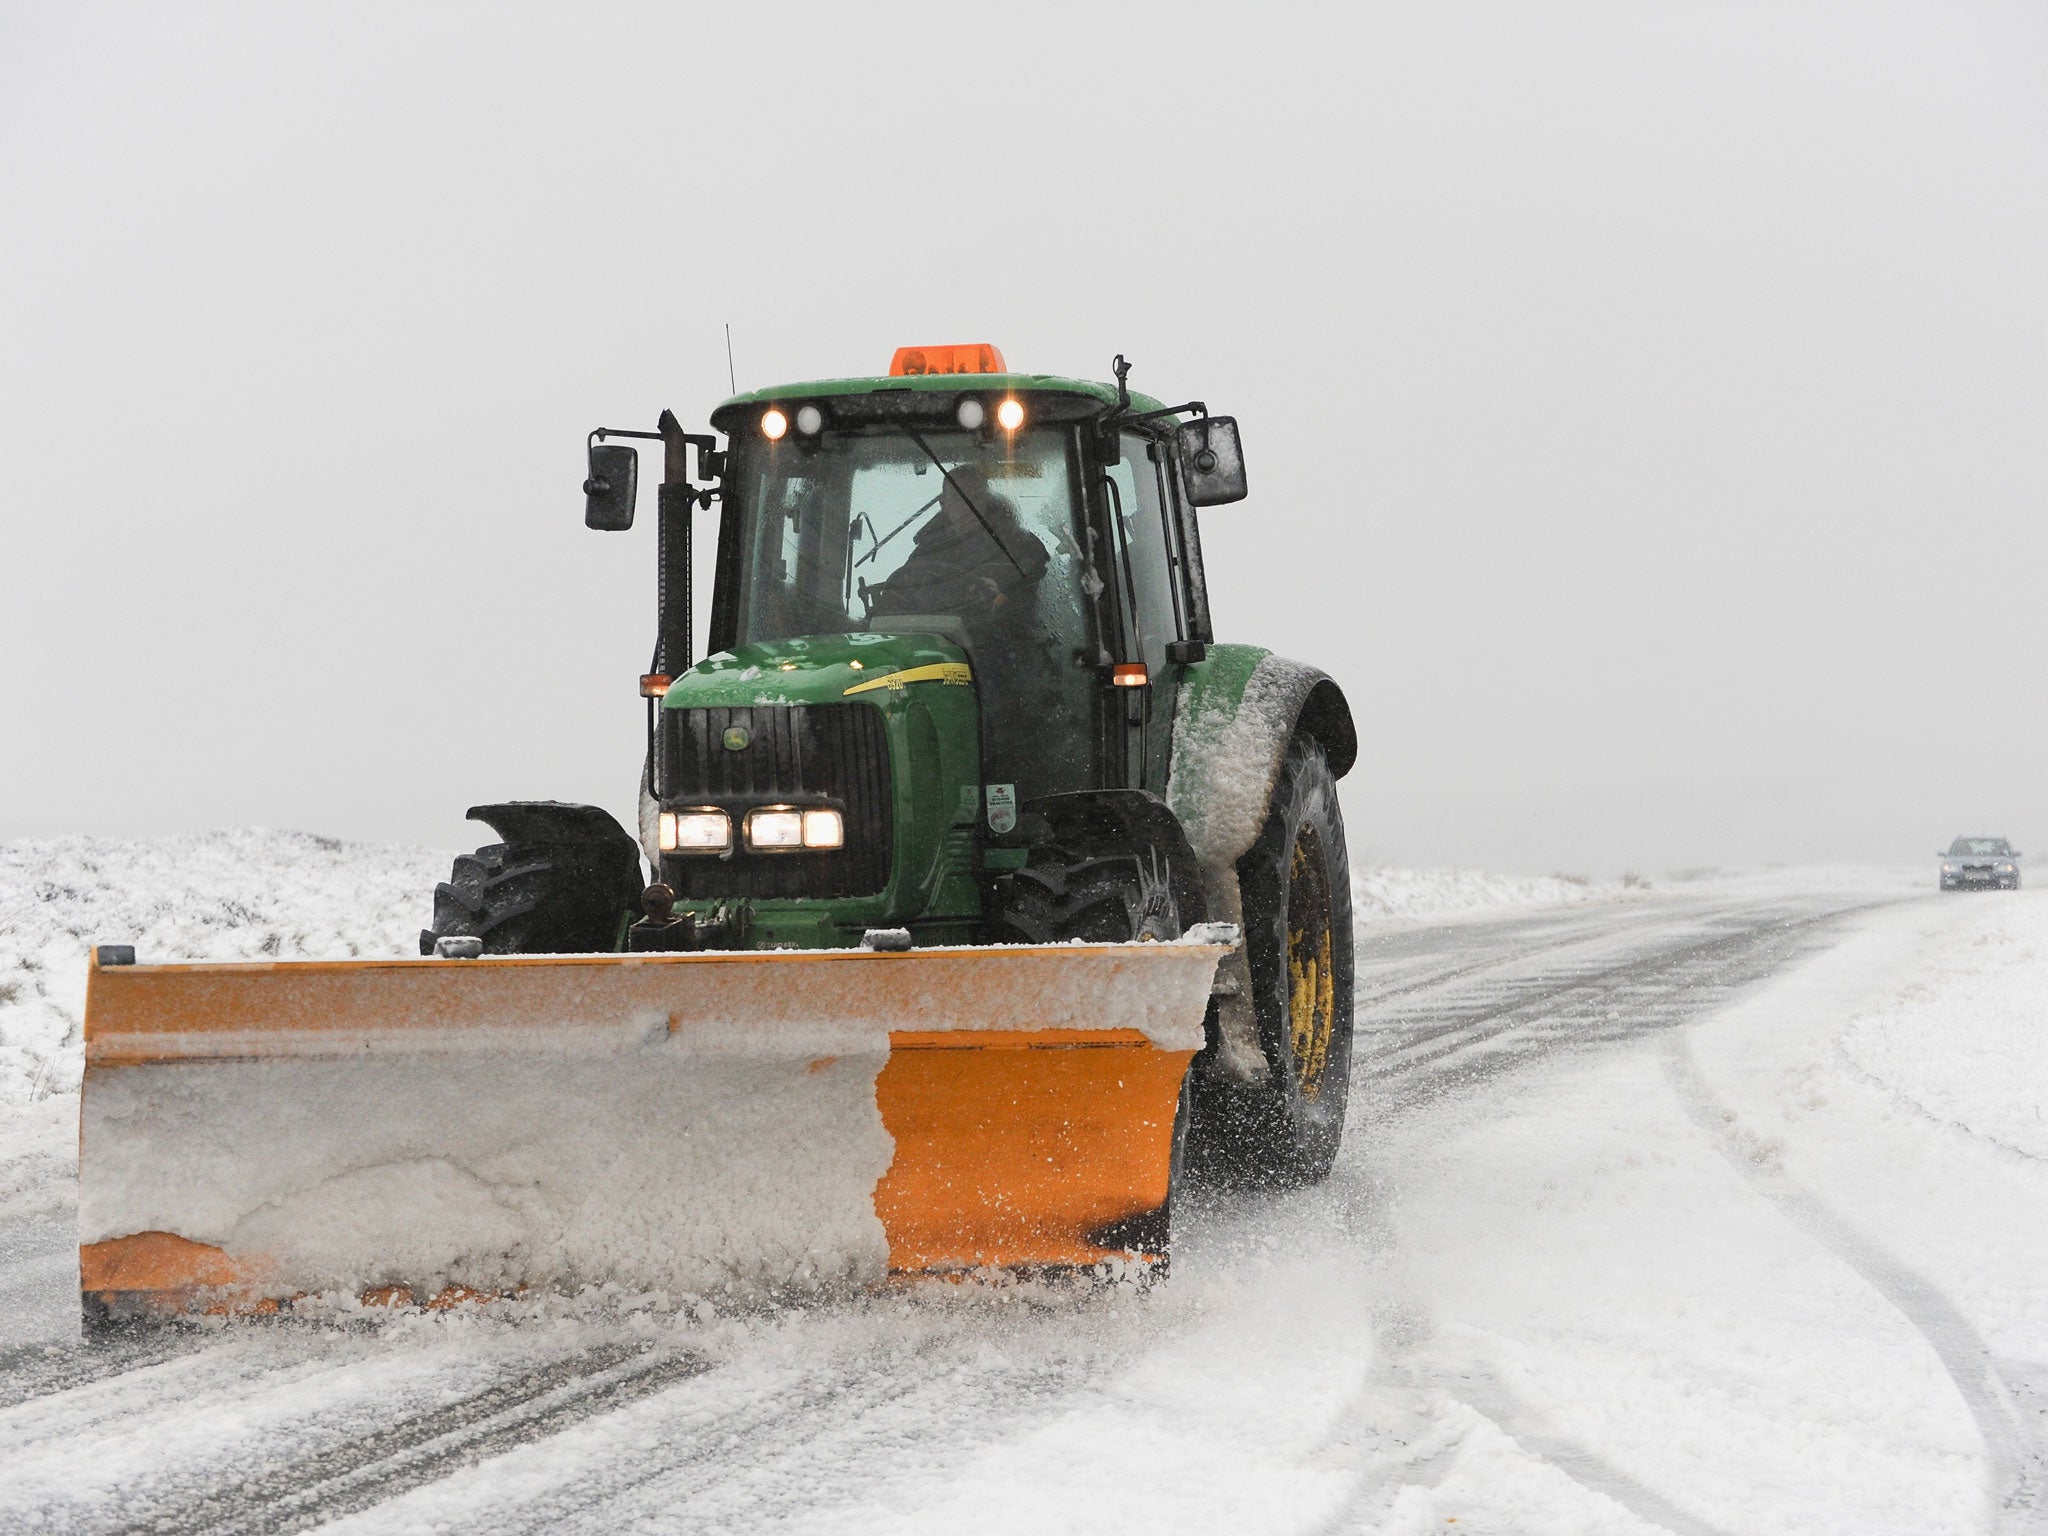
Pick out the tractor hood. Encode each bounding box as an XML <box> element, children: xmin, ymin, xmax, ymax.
<box><xmin>663</xmin><ymin>633</ymin><xmax>972</xmax><ymax>711</ymax></box>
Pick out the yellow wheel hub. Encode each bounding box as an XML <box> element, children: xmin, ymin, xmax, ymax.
<box><xmin>1287</xmin><ymin>826</ymin><xmax>1336</xmax><ymax>1100</ymax></box>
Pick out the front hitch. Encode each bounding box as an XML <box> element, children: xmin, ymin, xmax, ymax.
<box><xmin>627</xmin><ymin>885</ymin><xmax>753</xmax><ymax>951</ymax></box>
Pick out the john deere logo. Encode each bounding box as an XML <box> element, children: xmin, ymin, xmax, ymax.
<box><xmin>722</xmin><ymin>726</ymin><xmax>752</xmax><ymax>752</ymax></box>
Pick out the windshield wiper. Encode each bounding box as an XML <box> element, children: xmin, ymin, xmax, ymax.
<box><xmin>855</xmin><ymin>493</ymin><xmax>943</xmax><ymax>569</ymax></box>
<box><xmin>901</xmin><ymin>427</ymin><xmax>1028</xmax><ymax>578</ymax></box>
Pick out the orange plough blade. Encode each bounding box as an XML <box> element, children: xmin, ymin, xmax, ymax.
<box><xmin>78</xmin><ymin>941</ymin><xmax>1225</xmax><ymax>1318</ymax></box>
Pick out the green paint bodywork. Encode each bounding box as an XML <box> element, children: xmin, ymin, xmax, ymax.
<box><xmin>1171</xmin><ymin>643</ymin><xmax>1272</xmax><ymax>726</ymax></box>
<box><xmin>654</xmin><ymin>636</ymin><xmax>1305</xmax><ymax>951</ymax></box>
<box><xmin>660</xmin><ymin>632</ymin><xmax>984</xmax><ymax>949</ymax></box>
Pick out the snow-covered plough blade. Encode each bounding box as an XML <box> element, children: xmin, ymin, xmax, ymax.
<box><xmin>78</xmin><ymin>941</ymin><xmax>1225</xmax><ymax>1319</ymax></box>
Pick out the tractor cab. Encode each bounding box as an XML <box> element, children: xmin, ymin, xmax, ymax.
<box><xmin>586</xmin><ymin>347</ymin><xmax>1249</xmax><ymax>854</ymax></box>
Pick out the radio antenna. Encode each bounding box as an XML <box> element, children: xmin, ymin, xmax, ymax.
<box><xmin>724</xmin><ymin>323</ymin><xmax>738</xmax><ymax>394</ymax></box>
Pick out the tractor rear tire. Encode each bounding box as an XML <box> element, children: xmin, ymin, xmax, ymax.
<box><xmin>1199</xmin><ymin>734</ymin><xmax>1355</xmax><ymax>1187</ymax></box>
<box><xmin>419</xmin><ymin>802</ymin><xmax>644</xmax><ymax>956</ymax></box>
<box><xmin>987</xmin><ymin>845</ymin><xmax>1182</xmax><ymax>945</ymax></box>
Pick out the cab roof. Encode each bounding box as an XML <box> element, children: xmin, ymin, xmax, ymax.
<box><xmin>711</xmin><ymin>372</ymin><xmax>1172</xmax><ymax>432</ymax></box>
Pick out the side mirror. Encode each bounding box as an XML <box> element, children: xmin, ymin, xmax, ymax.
<box><xmin>1175</xmin><ymin>416</ymin><xmax>1247</xmax><ymax>506</ymax></box>
<box><xmin>584</xmin><ymin>442</ymin><xmax>638</xmax><ymax>531</ymax></box>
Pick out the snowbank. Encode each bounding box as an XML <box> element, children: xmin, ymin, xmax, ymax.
<box><xmin>0</xmin><ymin>829</ymin><xmax>447</xmax><ymax>1103</ymax></box>
<box><xmin>1351</xmin><ymin>865</ymin><xmax>1641</xmax><ymax>923</ymax></box>
<box><xmin>1350</xmin><ymin>862</ymin><xmax>1930</xmax><ymax>926</ymax></box>
<box><xmin>1661</xmin><ymin>863</ymin><xmax>1928</xmax><ymax>900</ymax></box>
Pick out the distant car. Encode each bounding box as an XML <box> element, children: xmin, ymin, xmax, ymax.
<box><xmin>1940</xmin><ymin>836</ymin><xmax>2021</xmax><ymax>891</ymax></box>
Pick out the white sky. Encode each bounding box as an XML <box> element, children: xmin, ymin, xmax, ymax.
<box><xmin>3</xmin><ymin>2</ymin><xmax>2044</xmax><ymax>875</ymax></box>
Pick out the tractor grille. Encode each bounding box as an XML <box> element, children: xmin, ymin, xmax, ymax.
<box><xmin>657</xmin><ymin>702</ymin><xmax>893</xmax><ymax>900</ymax></box>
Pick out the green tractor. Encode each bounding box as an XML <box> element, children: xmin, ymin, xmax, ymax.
<box><xmin>421</xmin><ymin>344</ymin><xmax>1359</xmax><ymax>1187</ymax></box>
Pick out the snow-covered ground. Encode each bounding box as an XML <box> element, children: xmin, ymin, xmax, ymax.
<box><xmin>3</xmin><ymin>834</ymin><xmax>2044</xmax><ymax>1532</ymax></box>
<box><xmin>1677</xmin><ymin>896</ymin><xmax>2048</xmax><ymax>1527</ymax></box>
<box><xmin>1360</xmin><ymin>892</ymin><xmax>2045</xmax><ymax>1533</ymax></box>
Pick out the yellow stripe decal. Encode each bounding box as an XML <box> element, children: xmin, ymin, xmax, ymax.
<box><xmin>843</xmin><ymin>662</ymin><xmax>973</xmax><ymax>696</ymax></box>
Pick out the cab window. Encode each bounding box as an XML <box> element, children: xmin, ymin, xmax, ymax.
<box><xmin>1104</xmin><ymin>431</ymin><xmax>1184</xmax><ymax>674</ymax></box>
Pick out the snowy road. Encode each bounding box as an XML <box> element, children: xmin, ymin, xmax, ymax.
<box><xmin>4</xmin><ymin>885</ymin><xmax>2045</xmax><ymax>1534</ymax></box>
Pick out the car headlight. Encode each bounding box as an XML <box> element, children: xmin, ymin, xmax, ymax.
<box><xmin>1942</xmin><ymin>863</ymin><xmax>1956</xmax><ymax>872</ymax></box>
<box><xmin>2001</xmin><ymin>863</ymin><xmax>2015</xmax><ymax>872</ymax></box>
<box><xmin>660</xmin><ymin>809</ymin><xmax>731</xmax><ymax>853</ymax></box>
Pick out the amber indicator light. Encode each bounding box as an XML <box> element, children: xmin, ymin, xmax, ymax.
<box><xmin>888</xmin><ymin>343</ymin><xmax>1008</xmax><ymax>377</ymax></box>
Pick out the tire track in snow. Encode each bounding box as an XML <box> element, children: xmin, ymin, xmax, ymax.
<box><xmin>1358</xmin><ymin>914</ymin><xmax>1774</xmax><ymax>1075</ymax></box>
<box><xmin>1358</xmin><ymin>903</ymin><xmax>1873</xmax><ymax>1106</ymax></box>
<box><xmin>1437</xmin><ymin>1364</ymin><xmax>1733</xmax><ymax>1536</ymax></box>
<box><xmin>1293</xmin><ymin>1380</ymin><xmax>1471</xmax><ymax>1534</ymax></box>
<box><xmin>0</xmin><ymin>1330</ymin><xmax>365</xmax><ymax>1457</ymax></box>
<box><xmin>103</xmin><ymin>1341</ymin><xmax>709</xmax><ymax>1536</ymax></box>
<box><xmin>1383</xmin><ymin>907</ymin><xmax>1841</xmax><ymax>1056</ymax></box>
<box><xmin>1662</xmin><ymin>1035</ymin><xmax>2047</xmax><ymax>1534</ymax></box>
<box><xmin>1351</xmin><ymin>901</ymin><xmax>1706</xmax><ymax>1011</ymax></box>
<box><xmin>0</xmin><ymin>1332</ymin><xmax>209</xmax><ymax>1412</ymax></box>
<box><xmin>0</xmin><ymin>1323</ymin><xmax>474</xmax><ymax>1469</ymax></box>
<box><xmin>482</xmin><ymin>1353</ymin><xmax>1094</xmax><ymax>1535</ymax></box>
<box><xmin>491</xmin><ymin>1356</ymin><xmax>949</xmax><ymax>1533</ymax></box>
<box><xmin>1304</xmin><ymin>1369</ymin><xmax>1737</xmax><ymax>1536</ymax></box>
<box><xmin>1322</xmin><ymin>898</ymin><xmax>1889</xmax><ymax>1534</ymax></box>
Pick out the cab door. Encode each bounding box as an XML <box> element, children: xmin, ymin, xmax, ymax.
<box><xmin>1102</xmin><ymin>429</ymin><xmax>1192</xmax><ymax>793</ymax></box>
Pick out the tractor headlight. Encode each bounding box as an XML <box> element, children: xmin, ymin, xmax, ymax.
<box><xmin>745</xmin><ymin>808</ymin><xmax>805</xmax><ymax>850</ymax></box>
<box><xmin>801</xmin><ymin>808</ymin><xmax>844</xmax><ymax>849</ymax></box>
<box><xmin>661</xmin><ymin>809</ymin><xmax>731</xmax><ymax>853</ymax></box>
<box><xmin>741</xmin><ymin>806</ymin><xmax>845</xmax><ymax>851</ymax></box>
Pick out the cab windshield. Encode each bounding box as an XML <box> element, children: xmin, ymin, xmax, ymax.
<box><xmin>727</xmin><ymin>423</ymin><xmax>1103</xmax><ymax>802</ymax></box>
<box><xmin>731</xmin><ymin>426</ymin><xmax>1089</xmax><ymax>649</ymax></box>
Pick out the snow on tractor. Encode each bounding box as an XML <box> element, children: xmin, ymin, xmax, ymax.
<box><xmin>77</xmin><ymin>344</ymin><xmax>1357</xmax><ymax>1319</ymax></box>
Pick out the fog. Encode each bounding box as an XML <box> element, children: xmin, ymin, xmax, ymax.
<box><xmin>3</xmin><ymin>2</ymin><xmax>2043</xmax><ymax>876</ymax></box>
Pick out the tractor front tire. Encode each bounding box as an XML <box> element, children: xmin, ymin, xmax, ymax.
<box><xmin>1200</xmin><ymin>734</ymin><xmax>1355</xmax><ymax>1187</ymax></box>
<box><xmin>987</xmin><ymin>845</ymin><xmax>1183</xmax><ymax>945</ymax></box>
<box><xmin>420</xmin><ymin>802</ymin><xmax>644</xmax><ymax>956</ymax></box>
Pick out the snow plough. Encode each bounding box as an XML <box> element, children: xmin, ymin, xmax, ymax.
<box><xmin>78</xmin><ymin>345</ymin><xmax>1357</xmax><ymax>1319</ymax></box>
